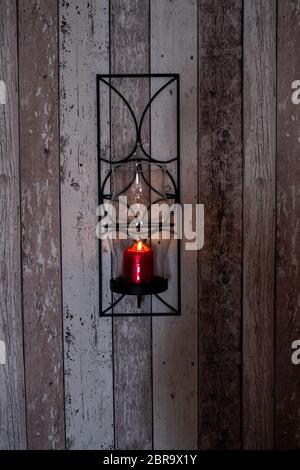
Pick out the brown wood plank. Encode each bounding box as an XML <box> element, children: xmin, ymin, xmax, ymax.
<box><xmin>110</xmin><ymin>0</ymin><xmax>152</xmax><ymax>450</ymax></box>
<box><xmin>198</xmin><ymin>0</ymin><xmax>243</xmax><ymax>449</ymax></box>
<box><xmin>243</xmin><ymin>0</ymin><xmax>276</xmax><ymax>450</ymax></box>
<box><xmin>276</xmin><ymin>0</ymin><xmax>300</xmax><ymax>450</ymax></box>
<box><xmin>0</xmin><ymin>0</ymin><xmax>27</xmax><ymax>450</ymax></box>
<box><xmin>18</xmin><ymin>0</ymin><xmax>65</xmax><ymax>449</ymax></box>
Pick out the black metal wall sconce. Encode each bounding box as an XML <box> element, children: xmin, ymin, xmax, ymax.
<box><xmin>97</xmin><ymin>74</ymin><xmax>180</xmax><ymax>316</ymax></box>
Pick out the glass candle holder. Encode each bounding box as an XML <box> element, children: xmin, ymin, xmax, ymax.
<box><xmin>108</xmin><ymin>160</ymin><xmax>171</xmax><ymax>297</ymax></box>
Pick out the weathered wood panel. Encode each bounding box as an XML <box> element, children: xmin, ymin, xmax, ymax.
<box><xmin>0</xmin><ymin>0</ymin><xmax>27</xmax><ymax>450</ymax></box>
<box><xmin>110</xmin><ymin>0</ymin><xmax>152</xmax><ymax>450</ymax></box>
<box><xmin>243</xmin><ymin>0</ymin><xmax>276</xmax><ymax>450</ymax></box>
<box><xmin>276</xmin><ymin>0</ymin><xmax>300</xmax><ymax>450</ymax></box>
<box><xmin>3</xmin><ymin>0</ymin><xmax>299</xmax><ymax>451</ymax></box>
<box><xmin>151</xmin><ymin>0</ymin><xmax>198</xmax><ymax>450</ymax></box>
<box><xmin>59</xmin><ymin>0</ymin><xmax>114</xmax><ymax>449</ymax></box>
<box><xmin>18</xmin><ymin>0</ymin><xmax>64</xmax><ymax>449</ymax></box>
<box><xmin>198</xmin><ymin>0</ymin><xmax>243</xmax><ymax>449</ymax></box>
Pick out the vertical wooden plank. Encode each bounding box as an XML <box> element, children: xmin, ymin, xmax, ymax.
<box><xmin>151</xmin><ymin>0</ymin><xmax>198</xmax><ymax>449</ymax></box>
<box><xmin>0</xmin><ymin>0</ymin><xmax>27</xmax><ymax>450</ymax></box>
<box><xmin>60</xmin><ymin>0</ymin><xmax>114</xmax><ymax>449</ymax></box>
<box><xmin>98</xmin><ymin>85</ymin><xmax>112</xmax><ymax>318</ymax></box>
<box><xmin>243</xmin><ymin>0</ymin><xmax>276</xmax><ymax>449</ymax></box>
<box><xmin>198</xmin><ymin>0</ymin><xmax>243</xmax><ymax>449</ymax></box>
<box><xmin>18</xmin><ymin>0</ymin><xmax>65</xmax><ymax>449</ymax></box>
<box><xmin>276</xmin><ymin>0</ymin><xmax>300</xmax><ymax>450</ymax></box>
<box><xmin>110</xmin><ymin>0</ymin><xmax>152</xmax><ymax>450</ymax></box>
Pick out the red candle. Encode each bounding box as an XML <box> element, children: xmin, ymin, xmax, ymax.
<box><xmin>123</xmin><ymin>240</ymin><xmax>154</xmax><ymax>284</ymax></box>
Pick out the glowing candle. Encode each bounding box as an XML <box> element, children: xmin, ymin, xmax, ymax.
<box><xmin>123</xmin><ymin>240</ymin><xmax>154</xmax><ymax>284</ymax></box>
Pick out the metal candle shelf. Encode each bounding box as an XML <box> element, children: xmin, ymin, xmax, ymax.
<box><xmin>97</xmin><ymin>73</ymin><xmax>181</xmax><ymax>316</ymax></box>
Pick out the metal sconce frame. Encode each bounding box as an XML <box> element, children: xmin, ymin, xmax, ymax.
<box><xmin>97</xmin><ymin>73</ymin><xmax>181</xmax><ymax>316</ymax></box>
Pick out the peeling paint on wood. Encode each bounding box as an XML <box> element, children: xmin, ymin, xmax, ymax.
<box><xmin>18</xmin><ymin>0</ymin><xmax>65</xmax><ymax>450</ymax></box>
<box><xmin>59</xmin><ymin>0</ymin><xmax>114</xmax><ymax>449</ymax></box>
<box><xmin>151</xmin><ymin>0</ymin><xmax>198</xmax><ymax>450</ymax></box>
<box><xmin>243</xmin><ymin>0</ymin><xmax>276</xmax><ymax>450</ymax></box>
<box><xmin>110</xmin><ymin>0</ymin><xmax>152</xmax><ymax>450</ymax></box>
<box><xmin>0</xmin><ymin>0</ymin><xmax>27</xmax><ymax>450</ymax></box>
<box><xmin>2</xmin><ymin>0</ymin><xmax>300</xmax><ymax>451</ymax></box>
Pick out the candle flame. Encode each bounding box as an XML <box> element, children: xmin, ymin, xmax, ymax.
<box><xmin>128</xmin><ymin>240</ymin><xmax>151</xmax><ymax>253</ymax></box>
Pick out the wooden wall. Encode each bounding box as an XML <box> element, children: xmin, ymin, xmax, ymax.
<box><xmin>1</xmin><ymin>0</ymin><xmax>300</xmax><ymax>450</ymax></box>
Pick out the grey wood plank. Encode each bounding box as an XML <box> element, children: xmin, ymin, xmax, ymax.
<box><xmin>59</xmin><ymin>0</ymin><xmax>114</xmax><ymax>449</ymax></box>
<box><xmin>18</xmin><ymin>0</ymin><xmax>65</xmax><ymax>449</ymax></box>
<box><xmin>198</xmin><ymin>0</ymin><xmax>243</xmax><ymax>449</ymax></box>
<box><xmin>243</xmin><ymin>0</ymin><xmax>276</xmax><ymax>450</ymax></box>
<box><xmin>151</xmin><ymin>0</ymin><xmax>198</xmax><ymax>450</ymax></box>
<box><xmin>0</xmin><ymin>0</ymin><xmax>27</xmax><ymax>450</ymax></box>
<box><xmin>276</xmin><ymin>0</ymin><xmax>300</xmax><ymax>450</ymax></box>
<box><xmin>110</xmin><ymin>0</ymin><xmax>152</xmax><ymax>450</ymax></box>
<box><xmin>98</xmin><ymin>79</ymin><xmax>111</xmax><ymax>319</ymax></box>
